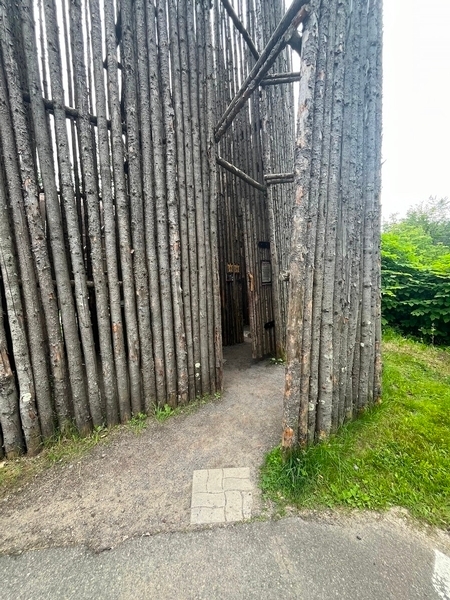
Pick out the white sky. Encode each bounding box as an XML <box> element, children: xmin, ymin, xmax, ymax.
<box><xmin>382</xmin><ymin>0</ymin><xmax>450</xmax><ymax>218</ymax></box>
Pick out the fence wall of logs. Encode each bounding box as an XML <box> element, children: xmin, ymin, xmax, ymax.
<box><xmin>283</xmin><ymin>0</ymin><xmax>383</xmax><ymax>447</ymax></box>
<box><xmin>0</xmin><ymin>0</ymin><xmax>225</xmax><ymax>457</ymax></box>
<box><xmin>0</xmin><ymin>0</ymin><xmax>382</xmax><ymax>458</ymax></box>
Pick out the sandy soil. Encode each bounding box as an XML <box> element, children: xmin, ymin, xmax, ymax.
<box><xmin>0</xmin><ymin>342</ymin><xmax>284</xmax><ymax>554</ymax></box>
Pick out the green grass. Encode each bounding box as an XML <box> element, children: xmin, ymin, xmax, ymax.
<box><xmin>261</xmin><ymin>332</ymin><xmax>450</xmax><ymax>528</ymax></box>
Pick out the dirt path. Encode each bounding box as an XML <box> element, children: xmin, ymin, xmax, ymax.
<box><xmin>0</xmin><ymin>343</ymin><xmax>284</xmax><ymax>554</ymax></box>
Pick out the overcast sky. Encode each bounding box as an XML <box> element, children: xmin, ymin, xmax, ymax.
<box><xmin>382</xmin><ymin>0</ymin><xmax>450</xmax><ymax>218</ymax></box>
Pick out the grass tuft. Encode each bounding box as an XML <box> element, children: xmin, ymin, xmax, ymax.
<box><xmin>261</xmin><ymin>332</ymin><xmax>450</xmax><ymax>528</ymax></box>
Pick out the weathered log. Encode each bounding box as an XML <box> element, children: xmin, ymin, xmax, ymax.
<box><xmin>156</xmin><ymin>0</ymin><xmax>188</xmax><ymax>404</ymax></box>
<box><xmin>134</xmin><ymin>0</ymin><xmax>167</xmax><ymax>407</ymax></box>
<box><xmin>41</xmin><ymin>0</ymin><xmax>103</xmax><ymax>427</ymax></box>
<box><xmin>89</xmin><ymin>0</ymin><xmax>126</xmax><ymax>425</ymax></box>
<box><xmin>0</xmin><ymin>292</ymin><xmax>23</xmax><ymax>458</ymax></box>
<box><xmin>284</xmin><ymin>1</ymin><xmax>320</xmax><ymax>448</ymax></box>
<box><xmin>19</xmin><ymin>0</ymin><xmax>92</xmax><ymax>436</ymax></box>
<box><xmin>145</xmin><ymin>0</ymin><xmax>179</xmax><ymax>405</ymax></box>
<box><xmin>0</xmin><ymin>158</ymin><xmax>41</xmax><ymax>455</ymax></box>
<box><xmin>121</xmin><ymin>0</ymin><xmax>157</xmax><ymax>409</ymax></box>
<box><xmin>178</xmin><ymin>0</ymin><xmax>203</xmax><ymax>396</ymax></box>
<box><xmin>186</xmin><ymin>0</ymin><xmax>211</xmax><ymax>395</ymax></box>
<box><xmin>69</xmin><ymin>0</ymin><xmax>118</xmax><ymax>424</ymax></box>
<box><xmin>104</xmin><ymin>0</ymin><xmax>141</xmax><ymax>418</ymax></box>
<box><xmin>0</xmin><ymin>61</ymin><xmax>54</xmax><ymax>439</ymax></box>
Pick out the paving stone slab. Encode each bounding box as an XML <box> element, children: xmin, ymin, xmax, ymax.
<box><xmin>190</xmin><ymin>468</ymin><xmax>253</xmax><ymax>525</ymax></box>
<box><xmin>190</xmin><ymin>507</ymin><xmax>224</xmax><ymax>525</ymax></box>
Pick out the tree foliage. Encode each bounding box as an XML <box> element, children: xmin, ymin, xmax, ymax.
<box><xmin>382</xmin><ymin>197</ymin><xmax>450</xmax><ymax>344</ymax></box>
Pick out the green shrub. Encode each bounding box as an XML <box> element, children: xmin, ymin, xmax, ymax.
<box><xmin>381</xmin><ymin>210</ymin><xmax>450</xmax><ymax>344</ymax></box>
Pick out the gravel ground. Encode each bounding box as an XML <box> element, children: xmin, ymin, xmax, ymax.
<box><xmin>0</xmin><ymin>342</ymin><xmax>284</xmax><ymax>554</ymax></box>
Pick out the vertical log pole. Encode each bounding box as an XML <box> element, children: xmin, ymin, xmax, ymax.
<box><xmin>69</xmin><ymin>0</ymin><xmax>118</xmax><ymax>422</ymax></box>
<box><xmin>18</xmin><ymin>0</ymin><xmax>92</xmax><ymax>436</ymax></box>
<box><xmin>103</xmin><ymin>0</ymin><xmax>141</xmax><ymax>418</ymax></box>
<box><xmin>168</xmin><ymin>0</ymin><xmax>196</xmax><ymax>400</ymax></box>
<box><xmin>0</xmin><ymin>63</ymin><xmax>54</xmax><ymax>438</ymax></box>
<box><xmin>0</xmin><ymin>33</ymin><xmax>72</xmax><ymax>432</ymax></box>
<box><xmin>196</xmin><ymin>0</ymin><xmax>216</xmax><ymax>390</ymax></box>
<box><xmin>0</xmin><ymin>291</ymin><xmax>23</xmax><ymax>457</ymax></box>
<box><xmin>120</xmin><ymin>0</ymin><xmax>157</xmax><ymax>408</ymax></box>
<box><xmin>316</xmin><ymin>0</ymin><xmax>346</xmax><ymax>440</ymax></box>
<box><xmin>41</xmin><ymin>0</ymin><xmax>102</xmax><ymax>426</ymax></box>
<box><xmin>134</xmin><ymin>0</ymin><xmax>166</xmax><ymax>408</ymax></box>
<box><xmin>373</xmin><ymin>0</ymin><xmax>383</xmax><ymax>403</ymax></box>
<box><xmin>145</xmin><ymin>0</ymin><xmax>178</xmax><ymax>407</ymax></box>
<box><xmin>284</xmin><ymin>0</ymin><xmax>383</xmax><ymax>448</ymax></box>
<box><xmin>283</xmin><ymin>4</ymin><xmax>319</xmax><ymax>448</ymax></box>
<box><xmin>178</xmin><ymin>0</ymin><xmax>202</xmax><ymax>397</ymax></box>
<box><xmin>204</xmin><ymin>0</ymin><xmax>223</xmax><ymax>390</ymax></box>
<box><xmin>155</xmin><ymin>0</ymin><xmax>188</xmax><ymax>405</ymax></box>
<box><xmin>89</xmin><ymin>0</ymin><xmax>126</xmax><ymax>425</ymax></box>
<box><xmin>186</xmin><ymin>0</ymin><xmax>211</xmax><ymax>394</ymax></box>
<box><xmin>0</xmin><ymin>164</ymin><xmax>41</xmax><ymax>455</ymax></box>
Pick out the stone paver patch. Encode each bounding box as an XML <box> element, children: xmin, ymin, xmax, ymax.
<box><xmin>190</xmin><ymin>468</ymin><xmax>253</xmax><ymax>525</ymax></box>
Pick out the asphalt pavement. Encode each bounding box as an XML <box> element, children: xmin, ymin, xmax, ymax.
<box><xmin>2</xmin><ymin>515</ymin><xmax>449</xmax><ymax>600</ymax></box>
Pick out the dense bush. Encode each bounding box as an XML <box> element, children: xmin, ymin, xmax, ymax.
<box><xmin>381</xmin><ymin>198</ymin><xmax>450</xmax><ymax>345</ymax></box>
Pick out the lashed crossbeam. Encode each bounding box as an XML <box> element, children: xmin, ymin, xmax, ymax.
<box><xmin>214</xmin><ymin>0</ymin><xmax>309</xmax><ymax>142</ymax></box>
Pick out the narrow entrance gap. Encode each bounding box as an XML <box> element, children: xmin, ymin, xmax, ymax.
<box><xmin>217</xmin><ymin>176</ymin><xmax>278</xmax><ymax>364</ymax></box>
<box><xmin>223</xmin><ymin>331</ymin><xmax>253</xmax><ymax>374</ymax></box>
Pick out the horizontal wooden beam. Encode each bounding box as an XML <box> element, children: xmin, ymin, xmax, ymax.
<box><xmin>265</xmin><ymin>172</ymin><xmax>295</xmax><ymax>181</ymax></box>
<box><xmin>265</xmin><ymin>172</ymin><xmax>295</xmax><ymax>185</ymax></box>
<box><xmin>22</xmin><ymin>92</ymin><xmax>126</xmax><ymax>133</ymax></box>
<box><xmin>217</xmin><ymin>155</ymin><xmax>267</xmax><ymax>192</ymax></box>
<box><xmin>220</xmin><ymin>0</ymin><xmax>259</xmax><ymax>61</ymax></box>
<box><xmin>214</xmin><ymin>0</ymin><xmax>309</xmax><ymax>142</ymax></box>
<box><xmin>260</xmin><ymin>72</ymin><xmax>300</xmax><ymax>86</ymax></box>
<box><xmin>22</xmin><ymin>92</ymin><xmax>86</xmax><ymax>122</ymax></box>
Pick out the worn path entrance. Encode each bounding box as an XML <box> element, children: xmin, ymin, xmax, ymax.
<box><xmin>0</xmin><ymin>343</ymin><xmax>284</xmax><ymax>554</ymax></box>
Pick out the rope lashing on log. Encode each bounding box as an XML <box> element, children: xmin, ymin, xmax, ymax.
<box><xmin>214</xmin><ymin>0</ymin><xmax>310</xmax><ymax>142</ymax></box>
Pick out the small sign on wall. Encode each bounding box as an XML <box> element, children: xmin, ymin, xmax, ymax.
<box><xmin>227</xmin><ymin>263</ymin><xmax>240</xmax><ymax>274</ymax></box>
<box><xmin>261</xmin><ymin>260</ymin><xmax>272</xmax><ymax>285</ymax></box>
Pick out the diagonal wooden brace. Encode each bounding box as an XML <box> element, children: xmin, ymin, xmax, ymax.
<box><xmin>220</xmin><ymin>0</ymin><xmax>260</xmax><ymax>61</ymax></box>
<box><xmin>214</xmin><ymin>0</ymin><xmax>309</xmax><ymax>142</ymax></box>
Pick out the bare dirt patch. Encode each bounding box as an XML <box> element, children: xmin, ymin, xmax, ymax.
<box><xmin>0</xmin><ymin>343</ymin><xmax>284</xmax><ymax>554</ymax></box>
